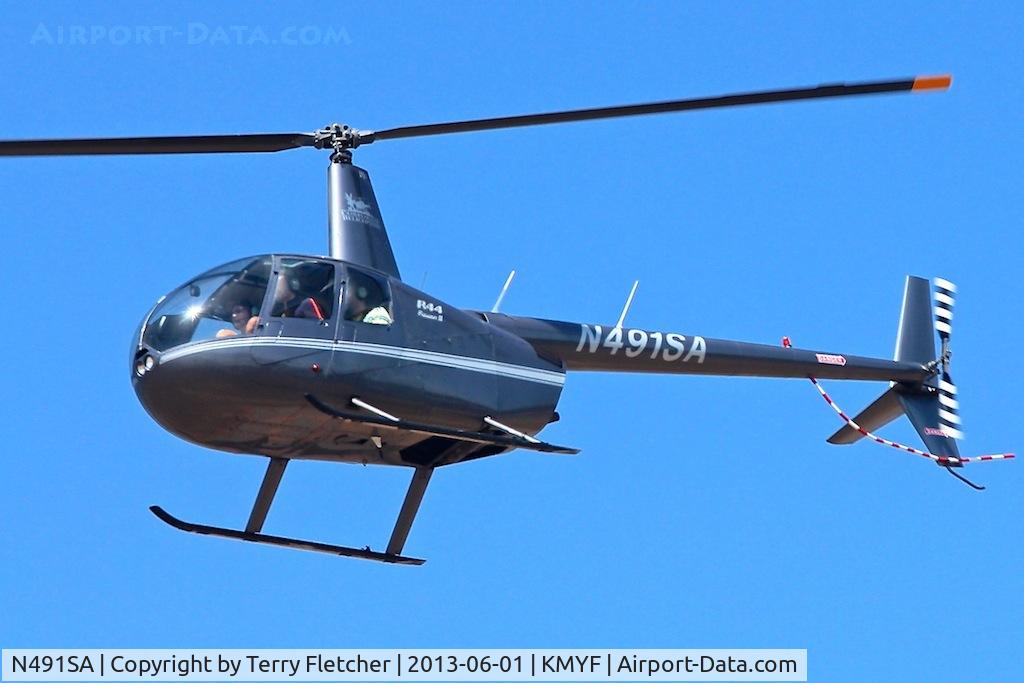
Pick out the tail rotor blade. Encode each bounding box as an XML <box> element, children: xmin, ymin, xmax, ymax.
<box><xmin>938</xmin><ymin>371</ymin><xmax>964</xmax><ymax>440</ymax></box>
<box><xmin>933</xmin><ymin>277</ymin><xmax>956</xmax><ymax>340</ymax></box>
<box><xmin>933</xmin><ymin>278</ymin><xmax>961</xmax><ymax>439</ymax></box>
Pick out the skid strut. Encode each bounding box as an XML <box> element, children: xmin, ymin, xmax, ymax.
<box><xmin>246</xmin><ymin>457</ymin><xmax>287</xmax><ymax>533</ymax></box>
<box><xmin>387</xmin><ymin>467</ymin><xmax>433</xmax><ymax>556</ymax></box>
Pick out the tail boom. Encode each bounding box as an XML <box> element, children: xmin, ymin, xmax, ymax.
<box><xmin>485</xmin><ymin>314</ymin><xmax>930</xmax><ymax>383</ymax></box>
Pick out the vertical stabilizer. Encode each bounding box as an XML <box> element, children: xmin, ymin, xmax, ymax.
<box><xmin>897</xmin><ymin>392</ymin><xmax>962</xmax><ymax>461</ymax></box>
<box><xmin>894</xmin><ymin>276</ymin><xmax>936</xmax><ymax>365</ymax></box>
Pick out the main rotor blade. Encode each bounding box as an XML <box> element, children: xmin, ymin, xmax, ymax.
<box><xmin>0</xmin><ymin>75</ymin><xmax>951</xmax><ymax>156</ymax></box>
<box><xmin>0</xmin><ymin>132</ymin><xmax>318</xmax><ymax>157</ymax></box>
<box><xmin>364</xmin><ymin>75</ymin><xmax>951</xmax><ymax>143</ymax></box>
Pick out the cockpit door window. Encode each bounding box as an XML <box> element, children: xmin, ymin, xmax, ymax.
<box><xmin>341</xmin><ymin>266</ymin><xmax>393</xmax><ymax>326</ymax></box>
<box><xmin>270</xmin><ymin>258</ymin><xmax>336</xmax><ymax>321</ymax></box>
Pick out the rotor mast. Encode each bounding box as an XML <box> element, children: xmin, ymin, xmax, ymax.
<box><xmin>319</xmin><ymin>124</ymin><xmax>401</xmax><ymax>278</ymax></box>
<box><xmin>327</xmin><ymin>151</ymin><xmax>347</xmax><ymax>260</ymax></box>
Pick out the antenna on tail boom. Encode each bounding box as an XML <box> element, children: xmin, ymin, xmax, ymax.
<box><xmin>614</xmin><ymin>281</ymin><xmax>640</xmax><ymax>329</ymax></box>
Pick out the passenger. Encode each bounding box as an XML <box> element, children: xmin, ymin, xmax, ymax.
<box><xmin>349</xmin><ymin>285</ymin><xmax>392</xmax><ymax>325</ymax></box>
<box><xmin>273</xmin><ymin>274</ymin><xmax>326</xmax><ymax>320</ymax></box>
<box><xmin>216</xmin><ymin>302</ymin><xmax>260</xmax><ymax>338</ymax></box>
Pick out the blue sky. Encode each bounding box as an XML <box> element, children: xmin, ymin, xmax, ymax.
<box><xmin>1</xmin><ymin>2</ymin><xmax>1021</xmax><ymax>681</ymax></box>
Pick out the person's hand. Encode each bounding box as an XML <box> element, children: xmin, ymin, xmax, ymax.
<box><xmin>216</xmin><ymin>329</ymin><xmax>238</xmax><ymax>339</ymax></box>
<box><xmin>245</xmin><ymin>316</ymin><xmax>260</xmax><ymax>334</ymax></box>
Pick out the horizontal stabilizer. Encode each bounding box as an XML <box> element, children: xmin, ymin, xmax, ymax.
<box><xmin>827</xmin><ymin>387</ymin><xmax>904</xmax><ymax>444</ymax></box>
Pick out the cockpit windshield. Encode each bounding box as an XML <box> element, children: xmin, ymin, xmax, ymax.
<box><xmin>142</xmin><ymin>256</ymin><xmax>272</xmax><ymax>351</ymax></box>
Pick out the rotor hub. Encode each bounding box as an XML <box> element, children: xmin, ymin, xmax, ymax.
<box><xmin>315</xmin><ymin>123</ymin><xmax>367</xmax><ymax>158</ymax></box>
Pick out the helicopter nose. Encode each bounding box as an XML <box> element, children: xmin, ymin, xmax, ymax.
<box><xmin>132</xmin><ymin>350</ymin><xmax>158</xmax><ymax>379</ymax></box>
<box><xmin>131</xmin><ymin>349</ymin><xmax>221</xmax><ymax>447</ymax></box>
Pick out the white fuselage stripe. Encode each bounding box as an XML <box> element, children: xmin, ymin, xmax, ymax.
<box><xmin>158</xmin><ymin>336</ymin><xmax>566</xmax><ymax>387</ymax></box>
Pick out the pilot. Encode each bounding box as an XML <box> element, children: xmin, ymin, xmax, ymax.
<box><xmin>349</xmin><ymin>284</ymin><xmax>392</xmax><ymax>326</ymax></box>
<box><xmin>216</xmin><ymin>302</ymin><xmax>260</xmax><ymax>338</ymax></box>
<box><xmin>274</xmin><ymin>274</ymin><xmax>326</xmax><ymax>320</ymax></box>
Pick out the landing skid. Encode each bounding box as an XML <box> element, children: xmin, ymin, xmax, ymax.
<box><xmin>150</xmin><ymin>505</ymin><xmax>425</xmax><ymax>565</ymax></box>
<box><xmin>151</xmin><ymin>453</ymin><xmax>433</xmax><ymax>564</ymax></box>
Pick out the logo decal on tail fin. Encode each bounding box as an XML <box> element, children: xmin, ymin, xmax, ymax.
<box><xmin>342</xmin><ymin>192</ymin><xmax>382</xmax><ymax>228</ymax></box>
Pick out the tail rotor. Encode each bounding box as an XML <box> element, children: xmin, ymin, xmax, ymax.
<box><xmin>933</xmin><ymin>277</ymin><xmax>956</xmax><ymax>342</ymax></box>
<box><xmin>933</xmin><ymin>278</ymin><xmax>963</xmax><ymax>440</ymax></box>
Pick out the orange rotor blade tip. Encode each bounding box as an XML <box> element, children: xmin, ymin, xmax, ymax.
<box><xmin>912</xmin><ymin>74</ymin><xmax>953</xmax><ymax>91</ymax></box>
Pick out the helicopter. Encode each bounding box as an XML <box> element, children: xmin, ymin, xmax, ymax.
<box><xmin>1</xmin><ymin>74</ymin><xmax>1012</xmax><ymax>565</ymax></box>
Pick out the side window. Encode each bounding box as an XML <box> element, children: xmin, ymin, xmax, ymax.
<box><xmin>271</xmin><ymin>258</ymin><xmax>336</xmax><ymax>320</ymax></box>
<box><xmin>342</xmin><ymin>268</ymin><xmax>393</xmax><ymax>326</ymax></box>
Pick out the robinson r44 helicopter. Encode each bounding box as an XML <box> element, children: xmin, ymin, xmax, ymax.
<box><xmin>1</xmin><ymin>74</ymin><xmax>1012</xmax><ymax>565</ymax></box>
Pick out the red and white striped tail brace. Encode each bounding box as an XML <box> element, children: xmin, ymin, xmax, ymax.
<box><xmin>781</xmin><ymin>337</ymin><xmax>1014</xmax><ymax>466</ymax></box>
